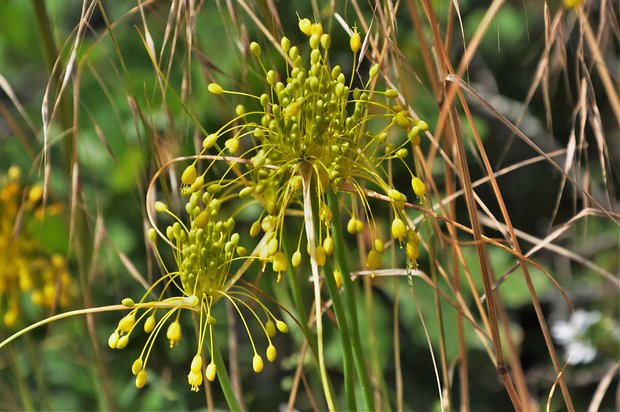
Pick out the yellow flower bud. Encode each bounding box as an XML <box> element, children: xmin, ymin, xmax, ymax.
<box><xmin>366</xmin><ymin>249</ymin><xmax>382</xmax><ymax>271</ymax></box>
<box><xmin>406</xmin><ymin>241</ymin><xmax>420</xmax><ymax>261</ymax></box>
<box><xmin>309</xmin><ymin>34</ymin><xmax>320</xmax><ymax>49</ymax></box>
<box><xmin>411</xmin><ymin>176</ymin><xmax>426</xmax><ymax>198</ymax></box>
<box><xmin>208</xmin><ymin>83</ymin><xmax>224</xmax><ymax>94</ymax></box>
<box><xmin>350</xmin><ymin>30</ymin><xmax>361</xmax><ymax>53</ymax></box>
<box><xmin>332</xmin><ymin>269</ymin><xmax>342</xmax><ymax>289</ymax></box>
<box><xmin>407</xmin><ymin>229</ymin><xmax>419</xmax><ymax>245</ymax></box>
<box><xmin>315</xmin><ymin>245</ymin><xmax>326</xmax><ymax>266</ymax></box>
<box><xmin>267</xmin><ymin>344</ymin><xmax>277</xmax><ymax>362</ymax></box>
<box><xmin>253</xmin><ymin>354</ymin><xmax>264</xmax><ymax>373</ymax></box>
<box><xmin>276</xmin><ymin>320</ymin><xmax>288</xmax><ymax>333</ymax></box>
<box><xmin>167</xmin><ymin>321</ymin><xmax>182</xmax><ymax>348</ymax></box>
<box><xmin>273</xmin><ymin>251</ymin><xmax>288</xmax><ymax>273</ymax></box>
<box><xmin>408</xmin><ymin>126</ymin><xmax>421</xmax><ymax>145</ymax></box>
<box><xmin>355</xmin><ymin>219</ymin><xmax>364</xmax><ymax>233</ymax></box>
<box><xmin>283</xmin><ymin>102</ymin><xmax>300</xmax><ymax>117</ymax></box>
<box><xmin>122</xmin><ymin>298</ymin><xmax>135</xmax><ymax>307</ymax></box>
<box><xmin>374</xmin><ymin>238</ymin><xmax>385</xmax><ymax>253</ymax></box>
<box><xmin>144</xmin><ymin>315</ymin><xmax>156</xmax><ymax>333</ymax></box>
<box><xmin>391</xmin><ymin>218</ymin><xmax>407</xmax><ymax>241</ymax></box>
<box><xmin>347</xmin><ymin>218</ymin><xmax>357</xmax><ymax>234</ymax></box>
<box><xmin>206</xmin><ymin>362</ymin><xmax>217</xmax><ymax>382</ymax></box>
<box><xmin>323</xmin><ymin>236</ymin><xmax>334</xmax><ymax>255</ymax></box>
<box><xmin>194</xmin><ymin>210</ymin><xmax>209</xmax><ymax>229</ymax></box>
<box><xmin>320</xmin><ymin>34</ymin><xmax>331</xmax><ymax>50</ymax></box>
<box><xmin>393</xmin><ymin>111</ymin><xmax>410</xmax><ymax>129</ymax></box>
<box><xmin>154</xmin><ymin>201</ymin><xmax>167</xmax><ymax>213</ymax></box>
<box><xmin>135</xmin><ymin>370</ymin><xmax>147</xmax><ymax>389</ymax></box>
<box><xmin>131</xmin><ymin>359</ymin><xmax>143</xmax><ymax>375</ymax></box>
<box><xmin>250</xmin><ymin>41</ymin><xmax>261</xmax><ymax>57</ymax></box>
<box><xmin>386</xmin><ymin>89</ymin><xmax>399</xmax><ymax>99</ymax></box>
<box><xmin>225</xmin><ymin>137</ymin><xmax>239</xmax><ymax>153</ymax></box>
<box><xmin>417</xmin><ymin>119</ymin><xmax>429</xmax><ymax>131</ymax></box>
<box><xmin>369</xmin><ymin>63</ymin><xmax>379</xmax><ymax>78</ymax></box>
<box><xmin>250</xmin><ymin>221</ymin><xmax>261</xmax><ymax>237</ymax></box>
<box><xmin>310</xmin><ymin>23</ymin><xmax>323</xmax><ymax>37</ymax></box>
<box><xmin>108</xmin><ymin>331</ymin><xmax>120</xmax><ymax>349</ymax></box>
<box><xmin>281</xmin><ymin>36</ymin><xmax>291</xmax><ymax>52</ymax></box>
<box><xmin>118</xmin><ymin>312</ymin><xmax>136</xmax><ymax>332</ymax></box>
<box><xmin>265</xmin><ymin>319</ymin><xmax>276</xmax><ymax>337</ymax></box>
<box><xmin>117</xmin><ymin>335</ymin><xmax>129</xmax><ymax>349</ymax></box>
<box><xmin>292</xmin><ymin>250</ymin><xmax>302</xmax><ymax>267</ymax></box>
<box><xmin>299</xmin><ymin>18</ymin><xmax>312</xmax><ymax>36</ymax></box>
<box><xmin>181</xmin><ymin>164</ymin><xmax>197</xmax><ymax>185</ymax></box>
<box><xmin>190</xmin><ymin>355</ymin><xmax>202</xmax><ymax>373</ymax></box>
<box><xmin>267</xmin><ymin>237</ymin><xmax>279</xmax><ymax>256</ymax></box>
<box><xmin>203</xmin><ymin>133</ymin><xmax>218</xmax><ymax>149</ymax></box>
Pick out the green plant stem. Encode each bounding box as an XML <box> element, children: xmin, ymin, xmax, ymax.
<box><xmin>25</xmin><ymin>334</ymin><xmax>51</xmax><ymax>411</ymax></box>
<box><xmin>302</xmin><ymin>171</ymin><xmax>336</xmax><ymax>412</ymax></box>
<box><xmin>281</xmin><ymin>233</ymin><xmax>335</xmax><ymax>411</ymax></box>
<box><xmin>323</xmin><ymin>260</ymin><xmax>357</xmax><ymax>411</ymax></box>
<box><xmin>363</xmin><ymin>276</ymin><xmax>392</xmax><ymax>411</ymax></box>
<box><xmin>327</xmin><ymin>190</ymin><xmax>375</xmax><ymax>411</ymax></box>
<box><xmin>212</xmin><ymin>341</ymin><xmax>243</xmax><ymax>412</ymax></box>
<box><xmin>7</xmin><ymin>346</ymin><xmax>35</xmax><ymax>412</ymax></box>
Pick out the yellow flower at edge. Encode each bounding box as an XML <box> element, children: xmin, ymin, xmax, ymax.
<box><xmin>0</xmin><ymin>167</ymin><xmax>75</xmax><ymax>329</ymax></box>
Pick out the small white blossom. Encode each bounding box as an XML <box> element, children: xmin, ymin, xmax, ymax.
<box><xmin>552</xmin><ymin>310</ymin><xmax>601</xmax><ymax>365</ymax></box>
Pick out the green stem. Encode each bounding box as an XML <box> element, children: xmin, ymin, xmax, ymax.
<box><xmin>305</xmin><ymin>180</ymin><xmax>356</xmax><ymax>410</ymax></box>
<box><xmin>327</xmin><ymin>189</ymin><xmax>375</xmax><ymax>411</ymax></box>
<box><xmin>7</xmin><ymin>346</ymin><xmax>35</xmax><ymax>412</ymax></box>
<box><xmin>281</xmin><ymin>233</ymin><xmax>335</xmax><ymax>411</ymax></box>
<box><xmin>212</xmin><ymin>341</ymin><xmax>243</xmax><ymax>412</ymax></box>
<box><xmin>25</xmin><ymin>334</ymin><xmax>51</xmax><ymax>411</ymax></box>
<box><xmin>324</xmin><ymin>260</ymin><xmax>357</xmax><ymax>410</ymax></box>
<box><xmin>364</xmin><ymin>276</ymin><xmax>392</xmax><ymax>411</ymax></box>
<box><xmin>302</xmin><ymin>171</ymin><xmax>336</xmax><ymax>412</ymax></box>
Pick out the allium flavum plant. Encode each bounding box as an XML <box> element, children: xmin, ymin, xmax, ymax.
<box><xmin>0</xmin><ymin>166</ymin><xmax>74</xmax><ymax>328</ymax></box>
<box><xmin>168</xmin><ymin>17</ymin><xmax>430</xmax><ymax>409</ymax></box>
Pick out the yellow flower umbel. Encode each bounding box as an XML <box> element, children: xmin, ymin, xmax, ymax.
<box><xmin>108</xmin><ymin>182</ymin><xmax>288</xmax><ymax>391</ymax></box>
<box><xmin>0</xmin><ymin>166</ymin><xmax>74</xmax><ymax>328</ymax></box>
<box><xmin>201</xmin><ymin>18</ymin><xmax>428</xmax><ymax>274</ymax></box>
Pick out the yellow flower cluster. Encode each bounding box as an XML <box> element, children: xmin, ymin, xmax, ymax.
<box><xmin>202</xmin><ymin>17</ymin><xmax>427</xmax><ymax>276</ymax></box>
<box><xmin>109</xmin><ymin>175</ymin><xmax>288</xmax><ymax>391</ymax></box>
<box><xmin>0</xmin><ymin>166</ymin><xmax>74</xmax><ymax>328</ymax></box>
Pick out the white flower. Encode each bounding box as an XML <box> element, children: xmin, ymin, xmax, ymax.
<box><xmin>552</xmin><ymin>309</ymin><xmax>601</xmax><ymax>365</ymax></box>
